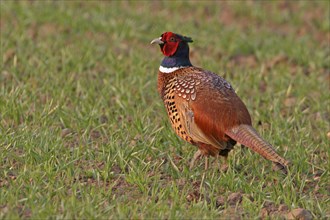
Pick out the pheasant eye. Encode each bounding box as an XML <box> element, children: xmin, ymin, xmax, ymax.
<box><xmin>169</xmin><ymin>37</ymin><xmax>176</xmax><ymax>42</ymax></box>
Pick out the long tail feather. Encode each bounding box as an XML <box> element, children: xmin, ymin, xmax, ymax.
<box><xmin>226</xmin><ymin>124</ymin><xmax>289</xmax><ymax>174</ymax></box>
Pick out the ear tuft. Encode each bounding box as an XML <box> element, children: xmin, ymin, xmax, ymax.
<box><xmin>182</xmin><ymin>36</ymin><xmax>193</xmax><ymax>43</ymax></box>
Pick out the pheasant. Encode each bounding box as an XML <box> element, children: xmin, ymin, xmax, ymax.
<box><xmin>151</xmin><ymin>32</ymin><xmax>289</xmax><ymax>174</ymax></box>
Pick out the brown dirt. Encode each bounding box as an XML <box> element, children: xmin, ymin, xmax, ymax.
<box><xmin>287</xmin><ymin>208</ymin><xmax>313</xmax><ymax>220</ymax></box>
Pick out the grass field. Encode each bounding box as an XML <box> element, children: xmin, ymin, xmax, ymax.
<box><xmin>1</xmin><ymin>1</ymin><xmax>329</xmax><ymax>219</ymax></box>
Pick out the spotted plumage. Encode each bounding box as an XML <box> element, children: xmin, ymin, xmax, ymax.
<box><xmin>161</xmin><ymin>76</ymin><xmax>193</xmax><ymax>143</ymax></box>
<box><xmin>151</xmin><ymin>32</ymin><xmax>289</xmax><ymax>173</ymax></box>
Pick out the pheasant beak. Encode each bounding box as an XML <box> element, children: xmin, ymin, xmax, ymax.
<box><xmin>150</xmin><ymin>37</ymin><xmax>164</xmax><ymax>45</ymax></box>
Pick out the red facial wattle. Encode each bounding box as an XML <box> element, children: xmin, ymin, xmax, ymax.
<box><xmin>161</xmin><ymin>42</ymin><xmax>179</xmax><ymax>56</ymax></box>
<box><xmin>160</xmin><ymin>32</ymin><xmax>180</xmax><ymax>57</ymax></box>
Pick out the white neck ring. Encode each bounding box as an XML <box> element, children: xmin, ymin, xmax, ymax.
<box><xmin>159</xmin><ymin>66</ymin><xmax>183</xmax><ymax>73</ymax></box>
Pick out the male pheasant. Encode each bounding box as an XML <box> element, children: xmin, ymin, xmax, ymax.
<box><xmin>151</xmin><ymin>32</ymin><xmax>289</xmax><ymax>174</ymax></box>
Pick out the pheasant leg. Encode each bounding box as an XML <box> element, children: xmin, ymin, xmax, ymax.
<box><xmin>190</xmin><ymin>150</ymin><xmax>202</xmax><ymax>170</ymax></box>
<box><xmin>221</xmin><ymin>156</ymin><xmax>229</xmax><ymax>172</ymax></box>
<box><xmin>204</xmin><ymin>155</ymin><xmax>209</xmax><ymax>170</ymax></box>
<box><xmin>215</xmin><ymin>155</ymin><xmax>229</xmax><ymax>172</ymax></box>
<box><xmin>200</xmin><ymin>156</ymin><xmax>209</xmax><ymax>191</ymax></box>
<box><xmin>215</xmin><ymin>155</ymin><xmax>221</xmax><ymax>172</ymax></box>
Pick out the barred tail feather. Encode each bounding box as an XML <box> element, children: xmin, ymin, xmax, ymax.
<box><xmin>226</xmin><ymin>124</ymin><xmax>289</xmax><ymax>174</ymax></box>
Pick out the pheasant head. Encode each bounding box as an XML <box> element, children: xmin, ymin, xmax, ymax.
<box><xmin>151</xmin><ymin>32</ymin><xmax>193</xmax><ymax>71</ymax></box>
<box><xmin>151</xmin><ymin>32</ymin><xmax>193</xmax><ymax>56</ymax></box>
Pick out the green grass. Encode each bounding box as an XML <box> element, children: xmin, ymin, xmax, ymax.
<box><xmin>1</xmin><ymin>1</ymin><xmax>329</xmax><ymax>219</ymax></box>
